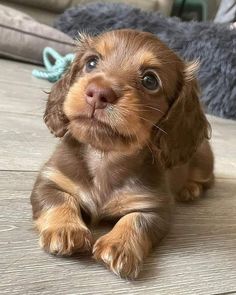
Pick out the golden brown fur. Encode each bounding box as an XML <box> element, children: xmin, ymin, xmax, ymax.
<box><xmin>31</xmin><ymin>29</ymin><xmax>214</xmax><ymax>279</ymax></box>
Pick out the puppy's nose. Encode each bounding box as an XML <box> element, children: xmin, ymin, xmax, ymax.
<box><xmin>85</xmin><ymin>83</ymin><xmax>117</xmax><ymax>109</ymax></box>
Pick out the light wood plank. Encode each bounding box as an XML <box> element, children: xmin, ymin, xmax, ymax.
<box><xmin>0</xmin><ymin>59</ymin><xmax>50</xmax><ymax>116</ymax></box>
<box><xmin>209</xmin><ymin>115</ymin><xmax>236</xmax><ymax>179</ymax></box>
<box><xmin>0</xmin><ymin>58</ymin><xmax>49</xmax><ymax>88</ymax></box>
<box><xmin>0</xmin><ymin>81</ymin><xmax>48</xmax><ymax>116</ymax></box>
<box><xmin>0</xmin><ymin>111</ymin><xmax>56</xmax><ymax>171</ymax></box>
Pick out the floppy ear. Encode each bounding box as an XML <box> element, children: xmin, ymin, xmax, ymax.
<box><xmin>43</xmin><ymin>61</ymin><xmax>79</xmax><ymax>137</ymax></box>
<box><xmin>154</xmin><ymin>61</ymin><xmax>211</xmax><ymax>168</ymax></box>
<box><xmin>43</xmin><ymin>33</ymin><xmax>94</xmax><ymax>137</ymax></box>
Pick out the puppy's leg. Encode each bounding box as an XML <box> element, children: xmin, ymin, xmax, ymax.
<box><xmin>31</xmin><ymin>170</ymin><xmax>92</xmax><ymax>255</ymax></box>
<box><xmin>93</xmin><ymin>193</ymin><xmax>171</xmax><ymax>279</ymax></box>
<box><xmin>35</xmin><ymin>194</ymin><xmax>92</xmax><ymax>256</ymax></box>
<box><xmin>169</xmin><ymin>141</ymin><xmax>214</xmax><ymax>202</ymax></box>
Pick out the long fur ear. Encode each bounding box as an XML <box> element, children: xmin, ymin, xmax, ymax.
<box><xmin>44</xmin><ymin>33</ymin><xmax>93</xmax><ymax>138</ymax></box>
<box><xmin>43</xmin><ymin>61</ymin><xmax>79</xmax><ymax>137</ymax></box>
<box><xmin>154</xmin><ymin>61</ymin><xmax>211</xmax><ymax>168</ymax></box>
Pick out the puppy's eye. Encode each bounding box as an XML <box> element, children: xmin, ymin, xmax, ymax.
<box><xmin>85</xmin><ymin>57</ymin><xmax>99</xmax><ymax>72</ymax></box>
<box><xmin>141</xmin><ymin>72</ymin><xmax>159</xmax><ymax>91</ymax></box>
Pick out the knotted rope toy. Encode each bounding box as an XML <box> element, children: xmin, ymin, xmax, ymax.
<box><xmin>32</xmin><ymin>47</ymin><xmax>75</xmax><ymax>83</ymax></box>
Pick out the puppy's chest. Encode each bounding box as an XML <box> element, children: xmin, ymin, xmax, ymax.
<box><xmin>85</xmin><ymin>150</ymin><xmax>140</xmax><ymax>206</ymax></box>
<box><xmin>76</xmin><ymin>147</ymin><xmax>164</xmax><ymax>217</ymax></box>
<box><xmin>85</xmin><ymin>148</ymin><xmax>105</xmax><ymax>178</ymax></box>
<box><xmin>84</xmin><ymin>149</ymin><xmax>128</xmax><ymax>196</ymax></box>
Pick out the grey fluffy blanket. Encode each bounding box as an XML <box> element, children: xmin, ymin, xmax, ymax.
<box><xmin>55</xmin><ymin>3</ymin><xmax>236</xmax><ymax>120</ymax></box>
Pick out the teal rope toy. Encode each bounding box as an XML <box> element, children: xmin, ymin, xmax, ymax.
<box><xmin>32</xmin><ymin>47</ymin><xmax>75</xmax><ymax>83</ymax></box>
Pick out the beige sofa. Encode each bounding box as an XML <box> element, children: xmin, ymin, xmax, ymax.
<box><xmin>0</xmin><ymin>0</ymin><xmax>174</xmax><ymax>25</ymax></box>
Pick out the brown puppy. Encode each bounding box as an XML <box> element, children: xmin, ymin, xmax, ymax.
<box><xmin>31</xmin><ymin>29</ymin><xmax>214</xmax><ymax>279</ymax></box>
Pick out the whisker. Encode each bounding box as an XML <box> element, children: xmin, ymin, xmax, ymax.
<box><xmin>114</xmin><ymin>109</ymin><xmax>138</xmax><ymax>144</ymax></box>
<box><xmin>114</xmin><ymin>106</ymin><xmax>167</xmax><ymax>135</ymax></box>
<box><xmin>112</xmin><ymin>112</ymin><xmax>156</xmax><ymax>160</ymax></box>
<box><xmin>118</xmin><ymin>103</ymin><xmax>164</xmax><ymax>115</ymax></box>
<box><xmin>143</xmin><ymin>105</ymin><xmax>164</xmax><ymax>114</ymax></box>
<box><xmin>113</xmin><ymin>107</ymin><xmax>144</xmax><ymax>146</ymax></box>
<box><xmin>145</xmin><ymin>140</ymin><xmax>155</xmax><ymax>164</ymax></box>
<box><xmin>137</xmin><ymin>115</ymin><xmax>168</xmax><ymax>135</ymax></box>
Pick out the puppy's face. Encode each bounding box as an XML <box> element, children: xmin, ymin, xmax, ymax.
<box><xmin>64</xmin><ymin>30</ymin><xmax>182</xmax><ymax>151</ymax></box>
<box><xmin>45</xmin><ymin>30</ymin><xmax>209</xmax><ymax>166</ymax></box>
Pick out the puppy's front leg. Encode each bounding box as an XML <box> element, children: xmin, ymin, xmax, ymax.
<box><xmin>31</xmin><ymin>172</ymin><xmax>92</xmax><ymax>256</ymax></box>
<box><xmin>93</xmin><ymin>194</ymin><xmax>171</xmax><ymax>279</ymax></box>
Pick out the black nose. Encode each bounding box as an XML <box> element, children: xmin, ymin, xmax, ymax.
<box><xmin>85</xmin><ymin>83</ymin><xmax>118</xmax><ymax>109</ymax></box>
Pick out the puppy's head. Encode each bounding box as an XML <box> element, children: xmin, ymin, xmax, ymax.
<box><xmin>44</xmin><ymin>29</ymin><xmax>210</xmax><ymax>167</ymax></box>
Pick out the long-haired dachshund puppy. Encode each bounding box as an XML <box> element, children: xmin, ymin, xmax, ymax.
<box><xmin>31</xmin><ymin>29</ymin><xmax>214</xmax><ymax>279</ymax></box>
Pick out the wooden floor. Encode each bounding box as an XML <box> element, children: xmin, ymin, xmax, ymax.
<box><xmin>0</xmin><ymin>58</ymin><xmax>236</xmax><ymax>295</ymax></box>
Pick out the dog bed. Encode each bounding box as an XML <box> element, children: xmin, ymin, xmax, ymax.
<box><xmin>54</xmin><ymin>2</ymin><xmax>236</xmax><ymax>120</ymax></box>
<box><xmin>0</xmin><ymin>4</ymin><xmax>75</xmax><ymax>65</ymax></box>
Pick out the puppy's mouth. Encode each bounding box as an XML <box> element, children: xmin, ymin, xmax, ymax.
<box><xmin>73</xmin><ymin>114</ymin><xmax>114</xmax><ymax>131</ymax></box>
<box><xmin>69</xmin><ymin>114</ymin><xmax>136</xmax><ymax>148</ymax></box>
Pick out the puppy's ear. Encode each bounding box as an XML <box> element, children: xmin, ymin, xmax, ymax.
<box><xmin>43</xmin><ymin>61</ymin><xmax>78</xmax><ymax>137</ymax></box>
<box><xmin>154</xmin><ymin>61</ymin><xmax>211</xmax><ymax>168</ymax></box>
<box><xmin>44</xmin><ymin>33</ymin><xmax>93</xmax><ymax>137</ymax></box>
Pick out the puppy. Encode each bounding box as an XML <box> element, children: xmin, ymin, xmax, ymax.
<box><xmin>31</xmin><ymin>29</ymin><xmax>214</xmax><ymax>279</ymax></box>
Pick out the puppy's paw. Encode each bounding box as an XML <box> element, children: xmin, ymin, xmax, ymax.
<box><xmin>39</xmin><ymin>223</ymin><xmax>92</xmax><ymax>256</ymax></box>
<box><xmin>93</xmin><ymin>234</ymin><xmax>142</xmax><ymax>279</ymax></box>
<box><xmin>177</xmin><ymin>181</ymin><xmax>202</xmax><ymax>202</ymax></box>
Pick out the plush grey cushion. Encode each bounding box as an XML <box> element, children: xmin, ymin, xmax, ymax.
<box><xmin>0</xmin><ymin>5</ymin><xmax>75</xmax><ymax>65</ymax></box>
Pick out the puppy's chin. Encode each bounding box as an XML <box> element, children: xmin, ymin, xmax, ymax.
<box><xmin>68</xmin><ymin>116</ymin><xmax>143</xmax><ymax>152</ymax></box>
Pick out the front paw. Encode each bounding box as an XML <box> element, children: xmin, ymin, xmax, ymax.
<box><xmin>93</xmin><ymin>234</ymin><xmax>142</xmax><ymax>279</ymax></box>
<box><xmin>177</xmin><ymin>181</ymin><xmax>203</xmax><ymax>202</ymax></box>
<box><xmin>39</xmin><ymin>223</ymin><xmax>92</xmax><ymax>256</ymax></box>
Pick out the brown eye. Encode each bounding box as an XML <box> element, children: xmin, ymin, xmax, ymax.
<box><xmin>142</xmin><ymin>72</ymin><xmax>159</xmax><ymax>91</ymax></box>
<box><xmin>85</xmin><ymin>57</ymin><xmax>99</xmax><ymax>72</ymax></box>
